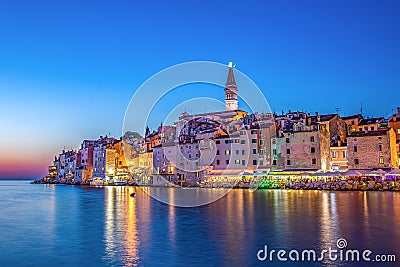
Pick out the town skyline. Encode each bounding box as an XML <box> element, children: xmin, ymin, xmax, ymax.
<box><xmin>1</xmin><ymin>0</ymin><xmax>400</xmax><ymax>178</ymax></box>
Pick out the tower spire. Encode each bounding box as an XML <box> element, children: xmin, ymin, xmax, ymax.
<box><xmin>224</xmin><ymin>61</ymin><xmax>238</xmax><ymax>111</ymax></box>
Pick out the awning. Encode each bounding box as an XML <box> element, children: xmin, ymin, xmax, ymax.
<box><xmin>204</xmin><ymin>169</ymin><xmax>244</xmax><ymax>177</ymax></box>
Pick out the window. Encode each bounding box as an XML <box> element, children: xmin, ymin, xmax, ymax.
<box><xmin>286</xmin><ymin>138</ymin><xmax>290</xmax><ymax>143</ymax></box>
<box><xmin>364</xmin><ymin>126</ymin><xmax>368</xmax><ymax>131</ymax></box>
<box><xmin>216</xmin><ymin>160</ymin><xmax>220</xmax><ymax>165</ymax></box>
<box><xmin>353</xmin><ymin>146</ymin><xmax>358</xmax><ymax>152</ymax></box>
<box><xmin>342</xmin><ymin>151</ymin><xmax>347</xmax><ymax>158</ymax></box>
<box><xmin>241</xmin><ymin>140</ymin><xmax>246</xmax><ymax>144</ymax></box>
<box><xmin>188</xmin><ymin>154</ymin><xmax>191</xmax><ymax>158</ymax></box>
<box><xmin>259</xmin><ymin>149</ymin><xmax>264</xmax><ymax>155</ymax></box>
<box><xmin>188</xmin><ymin>145</ymin><xmax>191</xmax><ymax>149</ymax></box>
<box><xmin>225</xmin><ymin>150</ymin><xmax>230</xmax><ymax>155</ymax></box>
<box><xmin>273</xmin><ymin>149</ymin><xmax>277</xmax><ymax>155</ymax></box>
<box><xmin>273</xmin><ymin>160</ymin><xmax>277</xmax><ymax>165</ymax></box>
<box><xmin>234</xmin><ymin>139</ymin><xmax>240</xmax><ymax>143</ymax></box>
<box><xmin>216</xmin><ymin>150</ymin><xmax>220</xmax><ymax>155</ymax></box>
<box><xmin>359</xmin><ymin>128</ymin><xmax>362</xmax><ymax>131</ymax></box>
<box><xmin>195</xmin><ymin>144</ymin><xmax>199</xmax><ymax>149</ymax></box>
<box><xmin>398</xmin><ymin>129</ymin><xmax>400</xmax><ymax>135</ymax></box>
<box><xmin>253</xmin><ymin>160</ymin><xmax>257</xmax><ymax>165</ymax></box>
<box><xmin>351</xmin><ymin>120</ymin><xmax>355</xmax><ymax>125</ymax></box>
<box><xmin>253</xmin><ymin>149</ymin><xmax>257</xmax><ymax>154</ymax></box>
<box><xmin>242</xmin><ymin>150</ymin><xmax>245</xmax><ymax>155</ymax></box>
<box><xmin>354</xmin><ymin>159</ymin><xmax>359</xmax><ymax>165</ymax></box>
<box><xmin>312</xmin><ymin>158</ymin><xmax>317</xmax><ymax>165</ymax></box>
<box><xmin>259</xmin><ymin>160</ymin><xmax>264</xmax><ymax>165</ymax></box>
<box><xmin>251</xmin><ymin>130</ymin><xmax>257</xmax><ymax>134</ymax></box>
<box><xmin>225</xmin><ymin>140</ymin><xmax>229</xmax><ymax>144</ymax></box>
<box><xmin>286</xmin><ymin>149</ymin><xmax>291</xmax><ymax>154</ymax></box>
<box><xmin>287</xmin><ymin>159</ymin><xmax>291</xmax><ymax>165</ymax></box>
<box><xmin>240</xmin><ymin>130</ymin><xmax>246</xmax><ymax>135</ymax></box>
<box><xmin>379</xmin><ymin>157</ymin><xmax>384</xmax><ymax>164</ymax></box>
<box><xmin>378</xmin><ymin>144</ymin><xmax>383</xmax><ymax>151</ymax></box>
<box><xmin>235</xmin><ymin>159</ymin><xmax>240</xmax><ymax>164</ymax></box>
<box><xmin>311</xmin><ymin>147</ymin><xmax>316</xmax><ymax>153</ymax></box>
<box><xmin>332</xmin><ymin>151</ymin><xmax>337</xmax><ymax>158</ymax></box>
<box><xmin>371</xmin><ymin>127</ymin><xmax>374</xmax><ymax>131</ymax></box>
<box><xmin>310</xmin><ymin>136</ymin><xmax>315</xmax><ymax>142</ymax></box>
<box><xmin>236</xmin><ymin>150</ymin><xmax>239</xmax><ymax>155</ymax></box>
<box><xmin>195</xmin><ymin>154</ymin><xmax>199</xmax><ymax>158</ymax></box>
<box><xmin>216</xmin><ymin>140</ymin><xmax>220</xmax><ymax>144</ymax></box>
<box><xmin>252</xmin><ymin>139</ymin><xmax>257</xmax><ymax>143</ymax></box>
<box><xmin>242</xmin><ymin>160</ymin><xmax>246</xmax><ymax>166</ymax></box>
<box><xmin>259</xmin><ymin>140</ymin><xmax>264</xmax><ymax>145</ymax></box>
<box><xmin>260</xmin><ymin>129</ymin><xmax>264</xmax><ymax>134</ymax></box>
<box><xmin>226</xmin><ymin>160</ymin><xmax>229</xmax><ymax>164</ymax></box>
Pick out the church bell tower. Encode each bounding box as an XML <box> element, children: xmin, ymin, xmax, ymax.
<box><xmin>224</xmin><ymin>62</ymin><xmax>238</xmax><ymax>111</ymax></box>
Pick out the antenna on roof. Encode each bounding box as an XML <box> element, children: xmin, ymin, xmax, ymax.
<box><xmin>335</xmin><ymin>107</ymin><xmax>340</xmax><ymax>114</ymax></box>
<box><xmin>360</xmin><ymin>101</ymin><xmax>363</xmax><ymax>115</ymax></box>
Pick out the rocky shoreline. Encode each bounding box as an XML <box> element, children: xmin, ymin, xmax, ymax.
<box><xmin>32</xmin><ymin>178</ymin><xmax>400</xmax><ymax>191</ymax></box>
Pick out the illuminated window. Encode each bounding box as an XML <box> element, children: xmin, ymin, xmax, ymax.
<box><xmin>225</xmin><ymin>150</ymin><xmax>230</xmax><ymax>155</ymax></box>
<box><xmin>251</xmin><ymin>130</ymin><xmax>257</xmax><ymax>134</ymax></box>
<box><xmin>379</xmin><ymin>157</ymin><xmax>384</xmax><ymax>164</ymax></box>
<box><xmin>235</xmin><ymin>159</ymin><xmax>240</xmax><ymax>164</ymax></box>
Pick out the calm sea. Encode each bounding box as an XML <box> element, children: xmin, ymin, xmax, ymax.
<box><xmin>0</xmin><ymin>180</ymin><xmax>399</xmax><ymax>266</ymax></box>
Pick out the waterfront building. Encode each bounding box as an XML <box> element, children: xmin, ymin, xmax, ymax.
<box><xmin>347</xmin><ymin>129</ymin><xmax>398</xmax><ymax>170</ymax></box>
<box><xmin>330</xmin><ymin>142</ymin><xmax>348</xmax><ymax>170</ymax></box>
<box><xmin>389</xmin><ymin>107</ymin><xmax>400</xmax><ymax>167</ymax></box>
<box><xmin>105</xmin><ymin>140</ymin><xmax>129</xmax><ymax>181</ymax></box>
<box><xmin>271</xmin><ymin>128</ymin><xmax>330</xmax><ymax>171</ymax></box>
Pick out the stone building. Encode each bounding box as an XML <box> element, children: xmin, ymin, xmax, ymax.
<box><xmin>271</xmin><ymin>128</ymin><xmax>330</xmax><ymax>171</ymax></box>
<box><xmin>342</xmin><ymin>114</ymin><xmax>363</xmax><ymax>134</ymax></box>
<box><xmin>347</xmin><ymin>129</ymin><xmax>398</xmax><ymax>170</ymax></box>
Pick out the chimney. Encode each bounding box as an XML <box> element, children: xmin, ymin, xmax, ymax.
<box><xmin>397</xmin><ymin>107</ymin><xmax>400</xmax><ymax>115</ymax></box>
<box><xmin>315</xmin><ymin>112</ymin><xmax>319</xmax><ymax>116</ymax></box>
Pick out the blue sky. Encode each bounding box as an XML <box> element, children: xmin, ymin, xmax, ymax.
<box><xmin>0</xmin><ymin>0</ymin><xmax>399</xmax><ymax>178</ymax></box>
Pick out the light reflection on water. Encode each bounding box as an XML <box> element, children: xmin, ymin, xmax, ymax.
<box><xmin>0</xmin><ymin>180</ymin><xmax>399</xmax><ymax>267</ymax></box>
